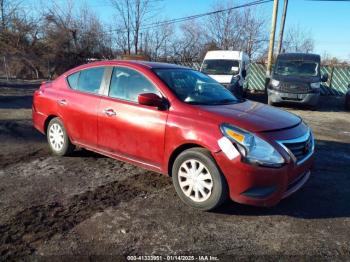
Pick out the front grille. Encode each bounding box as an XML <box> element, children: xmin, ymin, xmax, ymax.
<box><xmin>281</xmin><ymin>132</ymin><xmax>313</xmax><ymax>164</ymax></box>
<box><xmin>279</xmin><ymin>82</ymin><xmax>311</xmax><ymax>94</ymax></box>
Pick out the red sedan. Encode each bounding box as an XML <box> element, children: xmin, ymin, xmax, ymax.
<box><xmin>32</xmin><ymin>60</ymin><xmax>314</xmax><ymax>210</ymax></box>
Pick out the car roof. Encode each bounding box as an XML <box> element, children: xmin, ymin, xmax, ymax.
<box><xmin>63</xmin><ymin>60</ymin><xmax>192</xmax><ymax>77</ymax></box>
<box><xmin>82</xmin><ymin>60</ymin><xmax>190</xmax><ymax>70</ymax></box>
<box><xmin>126</xmin><ymin>60</ymin><xmax>190</xmax><ymax>69</ymax></box>
<box><xmin>277</xmin><ymin>53</ymin><xmax>321</xmax><ymax>62</ymax></box>
<box><xmin>204</xmin><ymin>50</ymin><xmax>243</xmax><ymax>60</ymax></box>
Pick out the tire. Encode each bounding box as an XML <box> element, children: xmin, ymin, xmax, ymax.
<box><xmin>47</xmin><ymin>117</ymin><xmax>75</xmax><ymax>156</ymax></box>
<box><xmin>172</xmin><ymin>148</ymin><xmax>228</xmax><ymax>211</ymax></box>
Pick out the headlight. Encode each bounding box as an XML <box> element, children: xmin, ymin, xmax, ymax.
<box><xmin>220</xmin><ymin>124</ymin><xmax>285</xmax><ymax>167</ymax></box>
<box><xmin>271</xmin><ymin>79</ymin><xmax>280</xmax><ymax>87</ymax></box>
<box><xmin>310</xmin><ymin>82</ymin><xmax>321</xmax><ymax>89</ymax></box>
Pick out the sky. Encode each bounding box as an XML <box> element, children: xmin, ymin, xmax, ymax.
<box><xmin>25</xmin><ymin>0</ymin><xmax>350</xmax><ymax>60</ymax></box>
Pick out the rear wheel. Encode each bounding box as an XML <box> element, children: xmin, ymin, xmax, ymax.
<box><xmin>47</xmin><ymin>118</ymin><xmax>75</xmax><ymax>156</ymax></box>
<box><xmin>172</xmin><ymin>148</ymin><xmax>228</xmax><ymax>211</ymax></box>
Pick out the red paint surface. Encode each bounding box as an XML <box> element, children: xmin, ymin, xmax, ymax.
<box><xmin>33</xmin><ymin>60</ymin><xmax>313</xmax><ymax>206</ymax></box>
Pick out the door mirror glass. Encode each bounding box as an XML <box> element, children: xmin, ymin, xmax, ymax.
<box><xmin>321</xmin><ymin>73</ymin><xmax>328</xmax><ymax>82</ymax></box>
<box><xmin>138</xmin><ymin>93</ymin><xmax>164</xmax><ymax>108</ymax></box>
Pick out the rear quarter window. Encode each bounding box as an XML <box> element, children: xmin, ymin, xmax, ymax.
<box><xmin>67</xmin><ymin>72</ymin><xmax>79</xmax><ymax>90</ymax></box>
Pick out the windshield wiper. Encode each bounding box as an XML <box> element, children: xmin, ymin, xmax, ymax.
<box><xmin>209</xmin><ymin>99</ymin><xmax>238</xmax><ymax>105</ymax></box>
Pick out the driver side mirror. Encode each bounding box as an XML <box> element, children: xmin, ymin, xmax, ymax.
<box><xmin>241</xmin><ymin>69</ymin><xmax>247</xmax><ymax>79</ymax></box>
<box><xmin>321</xmin><ymin>73</ymin><xmax>328</xmax><ymax>82</ymax></box>
<box><xmin>138</xmin><ymin>93</ymin><xmax>165</xmax><ymax>109</ymax></box>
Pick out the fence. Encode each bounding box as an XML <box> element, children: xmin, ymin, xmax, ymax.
<box><xmin>176</xmin><ymin>61</ymin><xmax>350</xmax><ymax>96</ymax></box>
<box><xmin>1</xmin><ymin>57</ymin><xmax>349</xmax><ymax>95</ymax></box>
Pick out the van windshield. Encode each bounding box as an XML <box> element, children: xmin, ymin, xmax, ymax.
<box><xmin>153</xmin><ymin>68</ymin><xmax>239</xmax><ymax>105</ymax></box>
<box><xmin>274</xmin><ymin>60</ymin><xmax>319</xmax><ymax>77</ymax></box>
<box><xmin>201</xmin><ymin>59</ymin><xmax>240</xmax><ymax>75</ymax></box>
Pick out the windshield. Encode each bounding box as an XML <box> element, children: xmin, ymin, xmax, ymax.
<box><xmin>153</xmin><ymin>69</ymin><xmax>239</xmax><ymax>105</ymax></box>
<box><xmin>274</xmin><ymin>59</ymin><xmax>319</xmax><ymax>77</ymax></box>
<box><xmin>201</xmin><ymin>59</ymin><xmax>240</xmax><ymax>75</ymax></box>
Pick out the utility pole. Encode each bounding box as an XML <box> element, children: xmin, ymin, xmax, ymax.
<box><xmin>277</xmin><ymin>0</ymin><xmax>288</xmax><ymax>54</ymax></box>
<box><xmin>266</xmin><ymin>0</ymin><xmax>279</xmax><ymax>80</ymax></box>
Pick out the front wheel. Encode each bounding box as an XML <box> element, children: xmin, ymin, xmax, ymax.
<box><xmin>47</xmin><ymin>117</ymin><xmax>75</xmax><ymax>156</ymax></box>
<box><xmin>172</xmin><ymin>148</ymin><xmax>228</xmax><ymax>211</ymax></box>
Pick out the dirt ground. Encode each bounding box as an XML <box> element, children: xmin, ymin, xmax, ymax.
<box><xmin>1</xmin><ymin>81</ymin><xmax>350</xmax><ymax>261</ymax></box>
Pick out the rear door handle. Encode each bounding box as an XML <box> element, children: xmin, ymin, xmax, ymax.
<box><xmin>103</xmin><ymin>108</ymin><xmax>117</xmax><ymax>117</ymax></box>
<box><xmin>57</xmin><ymin>99</ymin><xmax>67</xmax><ymax>106</ymax></box>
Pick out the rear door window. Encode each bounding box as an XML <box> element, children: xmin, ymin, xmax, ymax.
<box><xmin>67</xmin><ymin>67</ymin><xmax>105</xmax><ymax>94</ymax></box>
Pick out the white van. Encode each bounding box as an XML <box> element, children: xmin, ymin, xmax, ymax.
<box><xmin>200</xmin><ymin>50</ymin><xmax>250</xmax><ymax>97</ymax></box>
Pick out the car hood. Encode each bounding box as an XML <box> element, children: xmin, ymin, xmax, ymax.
<box><xmin>199</xmin><ymin>100</ymin><xmax>301</xmax><ymax>132</ymax></box>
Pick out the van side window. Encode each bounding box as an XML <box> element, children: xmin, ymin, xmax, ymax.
<box><xmin>109</xmin><ymin>67</ymin><xmax>161</xmax><ymax>102</ymax></box>
<box><xmin>67</xmin><ymin>67</ymin><xmax>105</xmax><ymax>94</ymax></box>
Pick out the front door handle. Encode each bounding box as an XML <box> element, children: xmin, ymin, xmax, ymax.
<box><xmin>57</xmin><ymin>99</ymin><xmax>67</xmax><ymax>106</ymax></box>
<box><xmin>103</xmin><ymin>108</ymin><xmax>117</xmax><ymax>117</ymax></box>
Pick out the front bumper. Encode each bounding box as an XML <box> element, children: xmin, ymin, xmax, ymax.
<box><xmin>213</xmin><ymin>141</ymin><xmax>314</xmax><ymax>207</ymax></box>
<box><xmin>268</xmin><ymin>89</ymin><xmax>320</xmax><ymax>106</ymax></box>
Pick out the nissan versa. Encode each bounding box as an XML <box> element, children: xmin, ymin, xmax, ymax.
<box><xmin>32</xmin><ymin>60</ymin><xmax>314</xmax><ymax>211</ymax></box>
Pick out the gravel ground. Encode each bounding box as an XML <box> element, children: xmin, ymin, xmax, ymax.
<box><xmin>0</xmin><ymin>82</ymin><xmax>350</xmax><ymax>261</ymax></box>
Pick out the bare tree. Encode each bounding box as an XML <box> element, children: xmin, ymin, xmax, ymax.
<box><xmin>111</xmin><ymin>0</ymin><xmax>132</xmax><ymax>54</ymax></box>
<box><xmin>205</xmin><ymin>1</ymin><xmax>267</xmax><ymax>59</ymax></box>
<box><xmin>144</xmin><ymin>23</ymin><xmax>173</xmax><ymax>60</ymax></box>
<box><xmin>0</xmin><ymin>0</ymin><xmax>21</xmax><ymax>30</ymax></box>
<box><xmin>205</xmin><ymin>1</ymin><xmax>243</xmax><ymax>50</ymax></box>
<box><xmin>110</xmin><ymin>0</ymin><xmax>154</xmax><ymax>55</ymax></box>
<box><xmin>239</xmin><ymin>8</ymin><xmax>267</xmax><ymax>59</ymax></box>
<box><xmin>0</xmin><ymin>0</ymin><xmax>44</xmax><ymax>78</ymax></box>
<box><xmin>42</xmin><ymin>0</ymin><xmax>114</xmax><ymax>73</ymax></box>
<box><xmin>283</xmin><ymin>25</ymin><xmax>314</xmax><ymax>53</ymax></box>
<box><xmin>0</xmin><ymin>0</ymin><xmax>115</xmax><ymax>79</ymax></box>
<box><xmin>167</xmin><ymin>21</ymin><xmax>205</xmax><ymax>62</ymax></box>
